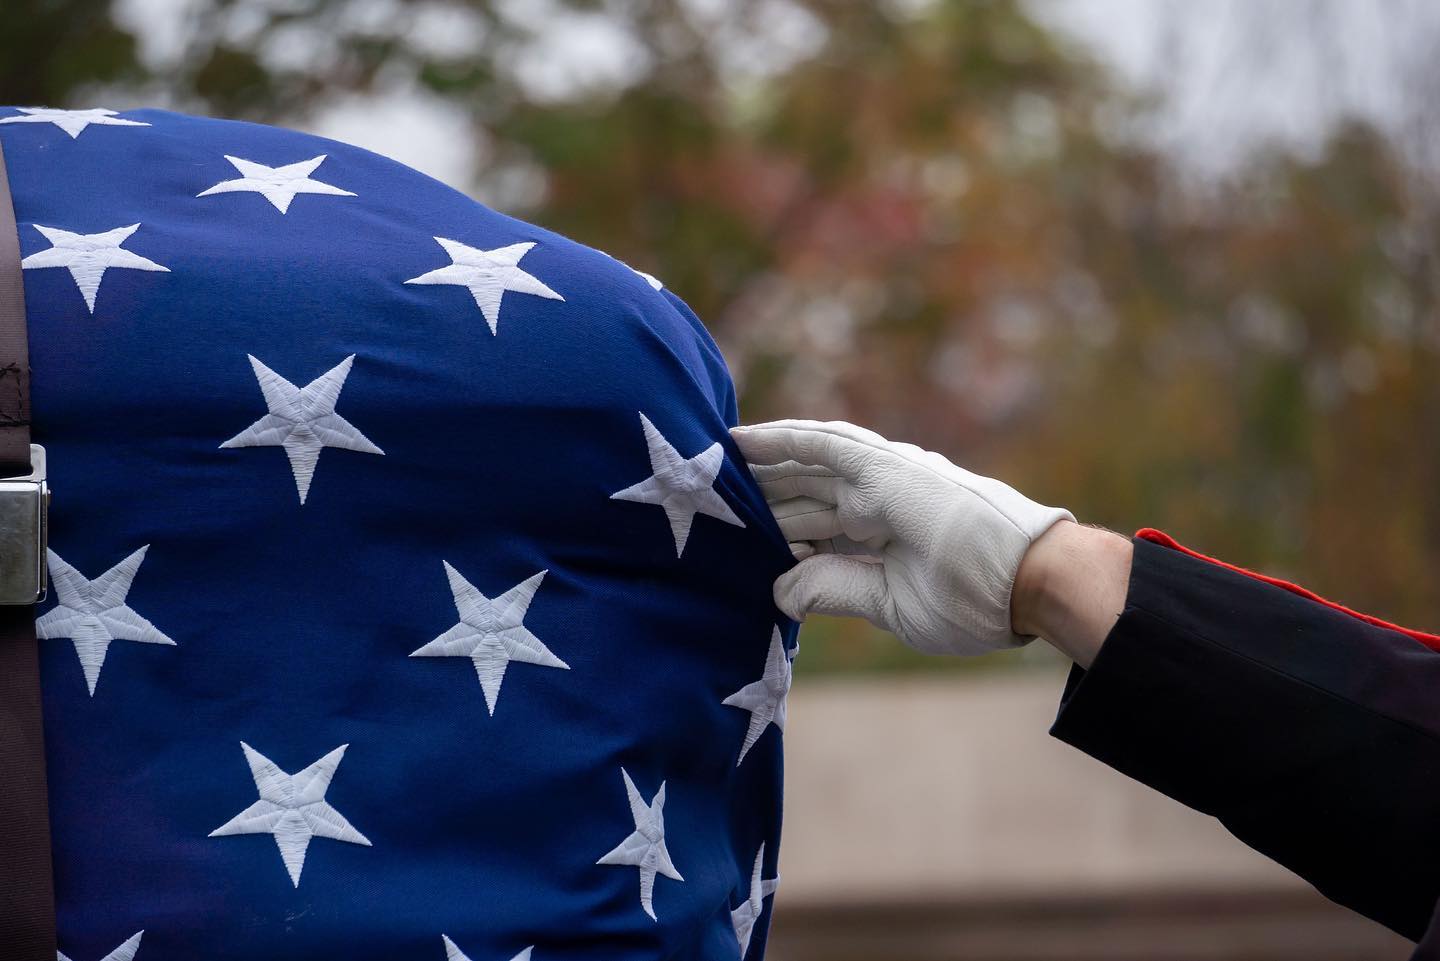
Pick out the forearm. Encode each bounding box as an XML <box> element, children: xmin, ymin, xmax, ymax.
<box><xmin>1048</xmin><ymin>534</ymin><xmax>1440</xmax><ymax>940</ymax></box>
<box><xmin>1016</xmin><ymin>522</ymin><xmax>1440</xmax><ymax>938</ymax></box>
<box><xmin>1011</xmin><ymin>519</ymin><xmax>1132</xmax><ymax>668</ymax></box>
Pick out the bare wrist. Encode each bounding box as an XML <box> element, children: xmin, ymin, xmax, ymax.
<box><xmin>1012</xmin><ymin>520</ymin><xmax>1132</xmax><ymax>668</ymax></box>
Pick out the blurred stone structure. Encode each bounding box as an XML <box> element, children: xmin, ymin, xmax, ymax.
<box><xmin>768</xmin><ymin>675</ymin><xmax>1412</xmax><ymax>961</ymax></box>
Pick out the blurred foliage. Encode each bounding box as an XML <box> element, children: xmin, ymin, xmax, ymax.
<box><xmin>10</xmin><ymin>0</ymin><xmax>1440</xmax><ymax>674</ymax></box>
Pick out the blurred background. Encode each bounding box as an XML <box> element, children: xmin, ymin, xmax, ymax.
<box><xmin>8</xmin><ymin>0</ymin><xmax>1439</xmax><ymax>957</ymax></box>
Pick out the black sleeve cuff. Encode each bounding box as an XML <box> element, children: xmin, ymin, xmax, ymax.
<box><xmin>1050</xmin><ymin>536</ymin><xmax>1440</xmax><ymax>941</ymax></box>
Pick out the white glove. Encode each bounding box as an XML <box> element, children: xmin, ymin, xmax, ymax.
<box><xmin>731</xmin><ymin>419</ymin><xmax>1074</xmax><ymax>655</ymax></box>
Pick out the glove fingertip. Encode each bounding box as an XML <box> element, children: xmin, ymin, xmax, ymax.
<box><xmin>773</xmin><ymin>590</ymin><xmax>806</xmax><ymax>624</ymax></box>
<box><xmin>772</xmin><ymin>566</ymin><xmax>810</xmax><ymax>622</ymax></box>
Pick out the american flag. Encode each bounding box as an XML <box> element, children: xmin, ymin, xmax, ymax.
<box><xmin>1</xmin><ymin>106</ymin><xmax>796</xmax><ymax>961</ymax></box>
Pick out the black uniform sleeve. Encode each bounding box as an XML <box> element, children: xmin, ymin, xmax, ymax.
<box><xmin>1050</xmin><ymin>534</ymin><xmax>1440</xmax><ymax>945</ymax></box>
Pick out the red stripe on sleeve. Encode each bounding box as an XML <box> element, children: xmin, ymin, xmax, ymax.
<box><xmin>1135</xmin><ymin>528</ymin><xmax>1440</xmax><ymax>653</ymax></box>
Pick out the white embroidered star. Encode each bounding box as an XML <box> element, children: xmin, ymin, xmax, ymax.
<box><xmin>20</xmin><ymin>224</ymin><xmax>169</xmax><ymax>314</ymax></box>
<box><xmin>611</xmin><ymin>412</ymin><xmax>745</xmax><ymax>557</ymax></box>
<box><xmin>596</xmin><ymin>767</ymin><xmax>684</xmax><ymax>921</ymax></box>
<box><xmin>197</xmin><ymin>155</ymin><xmax>356</xmax><ymax>214</ymax></box>
<box><xmin>631</xmin><ymin>267</ymin><xmax>663</xmax><ymax>291</ymax></box>
<box><xmin>411</xmin><ymin>565</ymin><xmax>568</xmax><ymax>716</ymax></box>
<box><xmin>58</xmin><ymin>930</ymin><xmax>145</xmax><ymax>961</ymax></box>
<box><xmin>36</xmin><ymin>547</ymin><xmax>175</xmax><ymax>697</ymax></box>
<box><xmin>600</xmin><ymin>250</ymin><xmax>664</xmax><ymax>291</ymax></box>
<box><xmin>441</xmin><ymin>935</ymin><xmax>533</xmax><ymax>961</ymax></box>
<box><xmin>210</xmin><ymin>742</ymin><xmax>371</xmax><ymax>887</ymax></box>
<box><xmin>722</xmin><ymin>627</ymin><xmax>792</xmax><ymax>766</ymax></box>
<box><xmin>0</xmin><ymin>107</ymin><xmax>149</xmax><ymax>139</ymax></box>
<box><xmin>405</xmin><ymin>239</ymin><xmax>564</xmax><ymax>335</ymax></box>
<box><xmin>731</xmin><ymin>844</ymin><xmax>779</xmax><ymax>958</ymax></box>
<box><xmin>220</xmin><ymin>354</ymin><xmax>384</xmax><ymax>504</ymax></box>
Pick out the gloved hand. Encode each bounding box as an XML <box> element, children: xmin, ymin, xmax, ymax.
<box><xmin>731</xmin><ymin>419</ymin><xmax>1074</xmax><ymax>655</ymax></box>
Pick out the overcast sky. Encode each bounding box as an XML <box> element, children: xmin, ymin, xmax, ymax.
<box><xmin>1041</xmin><ymin>0</ymin><xmax>1440</xmax><ymax>175</ymax></box>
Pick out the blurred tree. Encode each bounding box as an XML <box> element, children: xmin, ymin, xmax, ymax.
<box><xmin>8</xmin><ymin>0</ymin><xmax>1440</xmax><ymax>671</ymax></box>
<box><xmin>1</xmin><ymin>0</ymin><xmax>146</xmax><ymax>106</ymax></box>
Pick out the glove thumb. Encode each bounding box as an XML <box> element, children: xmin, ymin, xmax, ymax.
<box><xmin>774</xmin><ymin>554</ymin><xmax>893</xmax><ymax>628</ymax></box>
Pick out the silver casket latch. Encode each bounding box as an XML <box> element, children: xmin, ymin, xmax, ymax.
<box><xmin>0</xmin><ymin>444</ymin><xmax>48</xmax><ymax>605</ymax></box>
